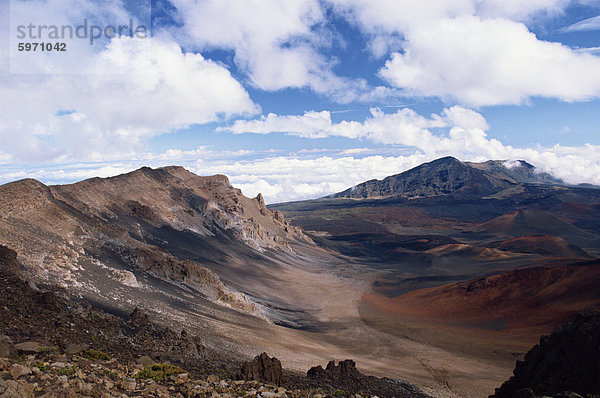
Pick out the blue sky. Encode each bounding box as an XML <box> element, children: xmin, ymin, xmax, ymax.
<box><xmin>1</xmin><ymin>0</ymin><xmax>599</xmax><ymax>203</ymax></box>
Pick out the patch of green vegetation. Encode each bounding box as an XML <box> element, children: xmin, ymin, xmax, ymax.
<box><xmin>54</xmin><ymin>366</ymin><xmax>77</xmax><ymax>376</ymax></box>
<box><xmin>134</xmin><ymin>363</ymin><xmax>186</xmax><ymax>382</ymax></box>
<box><xmin>32</xmin><ymin>363</ymin><xmax>46</xmax><ymax>371</ymax></box>
<box><xmin>103</xmin><ymin>369</ymin><xmax>121</xmax><ymax>380</ymax></box>
<box><xmin>39</xmin><ymin>346</ymin><xmax>58</xmax><ymax>355</ymax></box>
<box><xmin>81</xmin><ymin>348</ymin><xmax>111</xmax><ymax>361</ymax></box>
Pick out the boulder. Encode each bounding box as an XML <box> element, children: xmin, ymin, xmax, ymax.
<box><xmin>65</xmin><ymin>343</ymin><xmax>89</xmax><ymax>355</ymax></box>
<box><xmin>10</xmin><ymin>364</ymin><xmax>31</xmax><ymax>379</ymax></box>
<box><xmin>15</xmin><ymin>341</ymin><xmax>41</xmax><ymax>354</ymax></box>
<box><xmin>0</xmin><ymin>335</ymin><xmax>17</xmax><ymax>359</ymax></box>
<box><xmin>238</xmin><ymin>352</ymin><xmax>283</xmax><ymax>385</ymax></box>
<box><xmin>127</xmin><ymin>307</ymin><xmax>151</xmax><ymax>329</ymax></box>
<box><xmin>492</xmin><ymin>308</ymin><xmax>600</xmax><ymax>397</ymax></box>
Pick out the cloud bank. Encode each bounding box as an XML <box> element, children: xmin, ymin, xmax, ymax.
<box><xmin>220</xmin><ymin>106</ymin><xmax>600</xmax><ymax>202</ymax></box>
<box><xmin>0</xmin><ymin>37</ymin><xmax>258</xmax><ymax>162</ymax></box>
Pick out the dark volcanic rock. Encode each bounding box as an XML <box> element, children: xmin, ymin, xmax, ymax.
<box><xmin>492</xmin><ymin>308</ymin><xmax>600</xmax><ymax>397</ymax></box>
<box><xmin>308</xmin><ymin>359</ymin><xmax>362</xmax><ymax>381</ymax></box>
<box><xmin>0</xmin><ymin>246</ymin><xmax>234</xmax><ymax>377</ymax></box>
<box><xmin>333</xmin><ymin>156</ymin><xmax>561</xmax><ymax>199</ymax></box>
<box><xmin>0</xmin><ymin>335</ymin><xmax>17</xmax><ymax>359</ymax></box>
<box><xmin>306</xmin><ymin>359</ymin><xmax>429</xmax><ymax>398</ymax></box>
<box><xmin>127</xmin><ymin>307</ymin><xmax>152</xmax><ymax>329</ymax></box>
<box><xmin>238</xmin><ymin>352</ymin><xmax>283</xmax><ymax>385</ymax></box>
<box><xmin>0</xmin><ymin>245</ymin><xmax>19</xmax><ymax>275</ymax></box>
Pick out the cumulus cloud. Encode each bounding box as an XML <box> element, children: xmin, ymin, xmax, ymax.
<box><xmin>378</xmin><ymin>16</ymin><xmax>600</xmax><ymax>106</ymax></box>
<box><xmin>222</xmin><ymin>105</ymin><xmax>492</xmax><ymax>150</ymax></box>
<box><xmin>330</xmin><ymin>0</ymin><xmax>600</xmax><ymax>106</ymax></box>
<box><xmin>0</xmin><ymin>36</ymin><xmax>258</xmax><ymax>162</ymax></box>
<box><xmin>166</xmin><ymin>0</ymin><xmax>377</xmax><ymax>102</ymax></box>
<box><xmin>186</xmin><ymin>154</ymin><xmax>434</xmax><ymax>203</ymax></box>
<box><xmin>218</xmin><ymin>105</ymin><xmax>600</xmax><ymax>201</ymax></box>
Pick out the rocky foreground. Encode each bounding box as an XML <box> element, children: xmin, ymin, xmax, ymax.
<box><xmin>0</xmin><ymin>245</ymin><xmax>428</xmax><ymax>398</ymax></box>
<box><xmin>0</xmin><ymin>349</ymin><xmax>289</xmax><ymax>398</ymax></box>
<box><xmin>492</xmin><ymin>308</ymin><xmax>600</xmax><ymax>398</ymax></box>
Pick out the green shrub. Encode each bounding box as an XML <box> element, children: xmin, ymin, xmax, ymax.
<box><xmin>134</xmin><ymin>363</ymin><xmax>186</xmax><ymax>382</ymax></box>
<box><xmin>32</xmin><ymin>363</ymin><xmax>46</xmax><ymax>371</ymax></box>
<box><xmin>54</xmin><ymin>366</ymin><xmax>77</xmax><ymax>376</ymax></box>
<box><xmin>39</xmin><ymin>346</ymin><xmax>58</xmax><ymax>355</ymax></box>
<box><xmin>81</xmin><ymin>348</ymin><xmax>111</xmax><ymax>361</ymax></box>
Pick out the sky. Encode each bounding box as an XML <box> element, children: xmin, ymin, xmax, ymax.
<box><xmin>0</xmin><ymin>0</ymin><xmax>599</xmax><ymax>203</ymax></box>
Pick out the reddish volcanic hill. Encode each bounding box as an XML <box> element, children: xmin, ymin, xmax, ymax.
<box><xmin>475</xmin><ymin>209</ymin><xmax>600</xmax><ymax>249</ymax></box>
<box><xmin>425</xmin><ymin>243</ymin><xmax>519</xmax><ymax>260</ymax></box>
<box><xmin>363</xmin><ymin>262</ymin><xmax>600</xmax><ymax>333</ymax></box>
<box><xmin>496</xmin><ymin>235</ymin><xmax>589</xmax><ymax>258</ymax></box>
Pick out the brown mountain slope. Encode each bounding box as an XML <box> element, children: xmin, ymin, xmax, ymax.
<box><xmin>474</xmin><ymin>209</ymin><xmax>600</xmax><ymax>249</ymax></box>
<box><xmin>51</xmin><ymin>166</ymin><xmax>310</xmax><ymax>251</ymax></box>
<box><xmin>496</xmin><ymin>235</ymin><xmax>589</xmax><ymax>258</ymax></box>
<box><xmin>0</xmin><ymin>167</ymin><xmax>312</xmax><ymax>319</ymax></box>
<box><xmin>363</xmin><ymin>261</ymin><xmax>600</xmax><ymax>332</ymax></box>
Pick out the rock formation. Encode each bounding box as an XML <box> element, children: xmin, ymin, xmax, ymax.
<box><xmin>492</xmin><ymin>308</ymin><xmax>600</xmax><ymax>397</ymax></box>
<box><xmin>306</xmin><ymin>359</ymin><xmax>429</xmax><ymax>398</ymax></box>
<box><xmin>238</xmin><ymin>352</ymin><xmax>283</xmax><ymax>385</ymax></box>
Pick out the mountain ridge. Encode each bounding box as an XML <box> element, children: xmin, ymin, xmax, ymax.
<box><xmin>331</xmin><ymin>156</ymin><xmax>564</xmax><ymax>200</ymax></box>
<box><xmin>0</xmin><ymin>166</ymin><xmax>314</xmax><ymax>323</ymax></box>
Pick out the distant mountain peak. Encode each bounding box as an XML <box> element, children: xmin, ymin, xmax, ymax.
<box><xmin>430</xmin><ymin>155</ymin><xmax>461</xmax><ymax>163</ymax></box>
<box><xmin>332</xmin><ymin>156</ymin><xmax>563</xmax><ymax>200</ymax></box>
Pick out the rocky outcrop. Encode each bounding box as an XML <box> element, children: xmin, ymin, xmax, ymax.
<box><xmin>0</xmin><ymin>335</ymin><xmax>16</xmax><ymax>359</ymax></box>
<box><xmin>0</xmin><ymin>245</ymin><xmax>19</xmax><ymax>275</ymax></box>
<box><xmin>0</xmin><ymin>247</ymin><xmax>209</xmax><ymax>369</ymax></box>
<box><xmin>238</xmin><ymin>352</ymin><xmax>283</xmax><ymax>385</ymax></box>
<box><xmin>492</xmin><ymin>308</ymin><xmax>600</xmax><ymax>397</ymax></box>
<box><xmin>306</xmin><ymin>359</ymin><xmax>429</xmax><ymax>398</ymax></box>
<box><xmin>307</xmin><ymin>359</ymin><xmax>362</xmax><ymax>380</ymax></box>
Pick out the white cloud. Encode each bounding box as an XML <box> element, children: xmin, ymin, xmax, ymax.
<box><xmin>563</xmin><ymin>14</ymin><xmax>600</xmax><ymax>32</ymax></box>
<box><xmin>378</xmin><ymin>15</ymin><xmax>600</xmax><ymax>106</ymax></box>
<box><xmin>329</xmin><ymin>0</ymin><xmax>572</xmax><ymax>39</ymax></box>
<box><xmin>339</xmin><ymin>148</ymin><xmax>372</xmax><ymax>155</ymax></box>
<box><xmin>476</xmin><ymin>0</ymin><xmax>572</xmax><ymax>20</ymax></box>
<box><xmin>4</xmin><ymin>138</ymin><xmax>600</xmax><ymax>204</ymax></box>
<box><xmin>575</xmin><ymin>46</ymin><xmax>600</xmax><ymax>55</ymax></box>
<box><xmin>222</xmin><ymin>111</ymin><xmax>336</xmax><ymax>138</ymax></box>
<box><xmin>218</xmin><ymin>105</ymin><xmax>600</xmax><ymax>201</ymax></box>
<box><xmin>222</xmin><ymin>106</ymin><xmax>487</xmax><ymax>149</ymax></box>
<box><xmin>0</xmin><ymin>36</ymin><xmax>258</xmax><ymax>162</ymax></box>
<box><xmin>167</xmin><ymin>0</ymin><xmax>374</xmax><ymax>102</ymax></box>
<box><xmin>329</xmin><ymin>0</ymin><xmax>600</xmax><ymax>106</ymax></box>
